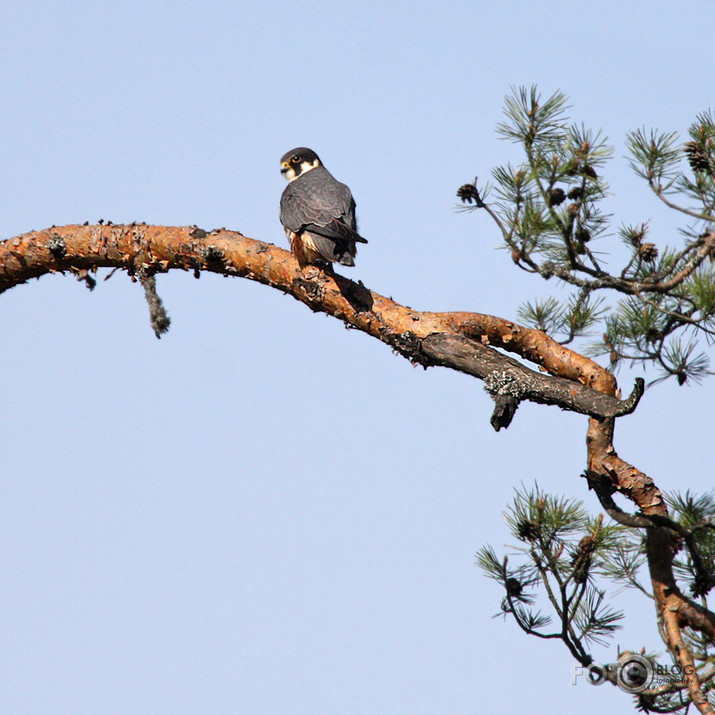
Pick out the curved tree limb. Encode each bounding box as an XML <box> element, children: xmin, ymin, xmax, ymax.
<box><xmin>0</xmin><ymin>223</ymin><xmax>620</xmax><ymax>396</ymax></box>
<box><xmin>1</xmin><ymin>224</ymin><xmax>643</xmax><ymax>422</ymax></box>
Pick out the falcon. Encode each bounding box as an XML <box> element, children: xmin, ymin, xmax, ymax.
<box><xmin>279</xmin><ymin>147</ymin><xmax>367</xmax><ymax>268</ymax></box>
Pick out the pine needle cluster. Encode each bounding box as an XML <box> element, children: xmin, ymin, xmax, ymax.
<box><xmin>459</xmin><ymin>87</ymin><xmax>715</xmax><ymax>386</ymax></box>
<box><xmin>477</xmin><ymin>484</ymin><xmax>715</xmax><ymax>712</ymax></box>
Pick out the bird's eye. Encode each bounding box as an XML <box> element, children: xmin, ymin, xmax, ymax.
<box><xmin>291</xmin><ymin>155</ymin><xmax>301</xmax><ymax>163</ymax></box>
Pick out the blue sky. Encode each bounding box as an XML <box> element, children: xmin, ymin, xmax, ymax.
<box><xmin>1</xmin><ymin>1</ymin><xmax>713</xmax><ymax>713</ymax></box>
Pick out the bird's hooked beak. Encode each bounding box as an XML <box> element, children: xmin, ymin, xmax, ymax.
<box><xmin>280</xmin><ymin>161</ymin><xmax>295</xmax><ymax>181</ymax></box>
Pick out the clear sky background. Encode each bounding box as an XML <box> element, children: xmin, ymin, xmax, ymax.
<box><xmin>1</xmin><ymin>1</ymin><xmax>713</xmax><ymax>713</ymax></box>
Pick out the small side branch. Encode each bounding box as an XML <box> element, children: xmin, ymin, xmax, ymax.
<box><xmin>419</xmin><ymin>333</ymin><xmax>644</xmax><ymax>430</ymax></box>
<box><xmin>136</xmin><ymin>269</ymin><xmax>171</xmax><ymax>338</ymax></box>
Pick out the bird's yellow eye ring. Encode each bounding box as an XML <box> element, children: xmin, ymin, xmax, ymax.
<box><xmin>291</xmin><ymin>155</ymin><xmax>301</xmax><ymax>163</ymax></box>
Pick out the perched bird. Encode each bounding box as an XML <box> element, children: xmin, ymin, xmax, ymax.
<box><xmin>279</xmin><ymin>147</ymin><xmax>367</xmax><ymax>268</ymax></box>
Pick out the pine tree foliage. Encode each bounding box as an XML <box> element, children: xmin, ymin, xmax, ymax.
<box><xmin>458</xmin><ymin>87</ymin><xmax>715</xmax><ymax>386</ymax></box>
<box><xmin>477</xmin><ymin>485</ymin><xmax>715</xmax><ymax>712</ymax></box>
<box><xmin>460</xmin><ymin>91</ymin><xmax>715</xmax><ymax>710</ymax></box>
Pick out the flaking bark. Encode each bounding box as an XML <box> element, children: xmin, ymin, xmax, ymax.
<box><xmin>418</xmin><ymin>332</ymin><xmax>643</xmax><ymax>428</ymax></box>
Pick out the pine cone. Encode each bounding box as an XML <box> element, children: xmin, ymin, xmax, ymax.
<box><xmin>638</xmin><ymin>243</ymin><xmax>659</xmax><ymax>262</ymax></box>
<box><xmin>516</xmin><ymin>519</ymin><xmax>540</xmax><ymax>542</ymax></box>
<box><xmin>582</xmin><ymin>165</ymin><xmax>598</xmax><ymax>179</ymax></box>
<box><xmin>570</xmin><ymin>535</ymin><xmax>596</xmax><ymax>584</ymax></box>
<box><xmin>685</xmin><ymin>141</ymin><xmax>712</xmax><ymax>174</ymax></box>
<box><xmin>575</xmin><ymin>227</ymin><xmax>591</xmax><ymax>243</ymax></box>
<box><xmin>629</xmin><ymin>227</ymin><xmax>646</xmax><ymax>247</ymax></box>
<box><xmin>691</xmin><ymin>571</ymin><xmax>714</xmax><ymax>598</ymax></box>
<box><xmin>457</xmin><ymin>182</ymin><xmax>481</xmax><ymax>205</ymax></box>
<box><xmin>505</xmin><ymin>577</ymin><xmax>523</xmax><ymax>597</ymax></box>
<box><xmin>547</xmin><ymin>188</ymin><xmax>566</xmax><ymax>206</ymax></box>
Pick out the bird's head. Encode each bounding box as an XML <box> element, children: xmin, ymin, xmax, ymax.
<box><xmin>280</xmin><ymin>147</ymin><xmax>321</xmax><ymax>181</ymax></box>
